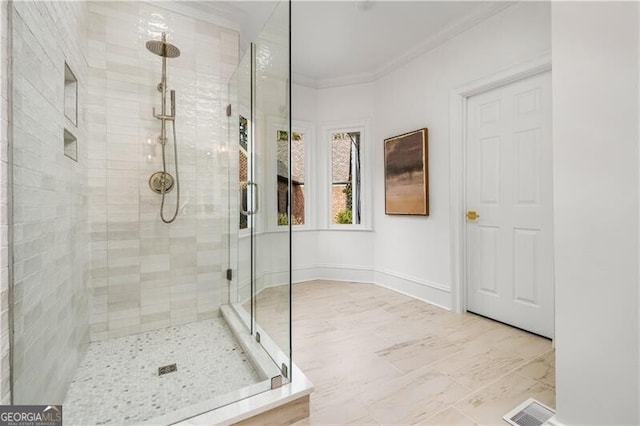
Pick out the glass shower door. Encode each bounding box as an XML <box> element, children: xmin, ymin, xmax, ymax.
<box><xmin>228</xmin><ymin>46</ymin><xmax>253</xmax><ymax>329</ymax></box>
<box><xmin>227</xmin><ymin>0</ymin><xmax>291</xmax><ymax>386</ymax></box>
<box><xmin>253</xmin><ymin>0</ymin><xmax>292</xmax><ymax>383</ymax></box>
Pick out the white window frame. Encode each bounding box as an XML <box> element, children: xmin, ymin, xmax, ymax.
<box><xmin>323</xmin><ymin>119</ymin><xmax>372</xmax><ymax>231</ymax></box>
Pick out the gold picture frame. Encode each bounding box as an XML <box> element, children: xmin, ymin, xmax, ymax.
<box><xmin>384</xmin><ymin>128</ymin><xmax>429</xmax><ymax>215</ymax></box>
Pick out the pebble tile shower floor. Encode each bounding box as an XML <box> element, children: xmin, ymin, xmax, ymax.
<box><xmin>63</xmin><ymin>318</ymin><xmax>261</xmax><ymax>425</ymax></box>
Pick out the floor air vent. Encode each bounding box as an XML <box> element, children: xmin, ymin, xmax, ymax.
<box><xmin>503</xmin><ymin>398</ymin><xmax>555</xmax><ymax>426</ymax></box>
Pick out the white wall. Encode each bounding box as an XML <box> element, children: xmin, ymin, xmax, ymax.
<box><xmin>291</xmin><ymin>3</ymin><xmax>551</xmax><ymax>309</ymax></box>
<box><xmin>291</xmin><ymin>82</ymin><xmax>376</xmax><ymax>284</ymax></box>
<box><xmin>373</xmin><ymin>2</ymin><xmax>550</xmax><ymax>308</ymax></box>
<box><xmin>551</xmin><ymin>3</ymin><xmax>640</xmax><ymax>424</ymax></box>
<box><xmin>290</xmin><ymin>84</ymin><xmax>318</xmax><ymax>281</ymax></box>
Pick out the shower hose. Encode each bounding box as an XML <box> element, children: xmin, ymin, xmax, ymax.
<box><xmin>160</xmin><ymin>120</ymin><xmax>180</xmax><ymax>224</ymax></box>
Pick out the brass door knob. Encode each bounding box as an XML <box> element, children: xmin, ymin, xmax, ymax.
<box><xmin>466</xmin><ymin>210</ymin><xmax>480</xmax><ymax>221</ymax></box>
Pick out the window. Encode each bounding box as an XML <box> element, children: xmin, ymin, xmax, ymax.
<box><xmin>331</xmin><ymin>131</ymin><xmax>361</xmax><ymax>225</ymax></box>
<box><xmin>277</xmin><ymin>130</ymin><xmax>305</xmax><ymax>226</ymax></box>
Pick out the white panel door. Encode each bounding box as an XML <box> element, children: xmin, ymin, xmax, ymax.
<box><xmin>465</xmin><ymin>72</ymin><xmax>553</xmax><ymax>338</ymax></box>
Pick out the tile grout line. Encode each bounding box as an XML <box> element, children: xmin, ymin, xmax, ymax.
<box><xmin>289</xmin><ymin>282</ymin><xmax>555</xmax><ymax>425</ymax></box>
<box><xmin>451</xmin><ymin>348</ymin><xmax>555</xmax><ymax>422</ymax></box>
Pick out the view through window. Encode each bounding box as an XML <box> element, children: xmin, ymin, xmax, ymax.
<box><xmin>331</xmin><ymin>131</ymin><xmax>361</xmax><ymax>225</ymax></box>
<box><xmin>277</xmin><ymin>130</ymin><xmax>305</xmax><ymax>226</ymax></box>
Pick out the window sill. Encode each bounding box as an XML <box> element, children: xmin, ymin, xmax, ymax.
<box><xmin>325</xmin><ymin>226</ymin><xmax>373</xmax><ymax>232</ymax></box>
<box><xmin>238</xmin><ymin>226</ymin><xmax>374</xmax><ymax>236</ymax></box>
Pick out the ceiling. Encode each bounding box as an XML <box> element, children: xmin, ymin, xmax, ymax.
<box><xmin>202</xmin><ymin>1</ymin><xmax>512</xmax><ymax>88</ymax></box>
<box><xmin>291</xmin><ymin>1</ymin><xmax>510</xmax><ymax>88</ymax></box>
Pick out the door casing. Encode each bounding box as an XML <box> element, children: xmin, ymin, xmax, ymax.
<box><xmin>449</xmin><ymin>54</ymin><xmax>553</xmax><ymax>322</ymax></box>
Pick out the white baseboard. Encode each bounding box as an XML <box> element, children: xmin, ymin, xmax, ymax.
<box><xmin>235</xmin><ymin>270</ymin><xmax>291</xmax><ymax>305</ymax></box>
<box><xmin>237</xmin><ymin>264</ymin><xmax>452</xmax><ymax>311</ymax></box>
<box><xmin>374</xmin><ymin>268</ymin><xmax>452</xmax><ymax>311</ymax></box>
<box><xmin>292</xmin><ymin>264</ymin><xmax>451</xmax><ymax>310</ymax></box>
<box><xmin>293</xmin><ymin>264</ymin><xmax>375</xmax><ymax>284</ymax></box>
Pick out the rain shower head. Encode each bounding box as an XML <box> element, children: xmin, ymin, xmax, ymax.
<box><xmin>146</xmin><ymin>33</ymin><xmax>180</xmax><ymax>58</ymax></box>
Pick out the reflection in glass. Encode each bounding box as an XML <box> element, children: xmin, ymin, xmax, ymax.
<box><xmin>239</xmin><ymin>115</ymin><xmax>249</xmax><ymax>230</ymax></box>
<box><xmin>277</xmin><ymin>131</ymin><xmax>304</xmax><ymax>226</ymax></box>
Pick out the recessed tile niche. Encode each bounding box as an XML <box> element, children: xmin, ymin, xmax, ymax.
<box><xmin>64</xmin><ymin>62</ymin><xmax>78</xmax><ymax>161</ymax></box>
<box><xmin>64</xmin><ymin>128</ymin><xmax>77</xmax><ymax>161</ymax></box>
<box><xmin>64</xmin><ymin>62</ymin><xmax>77</xmax><ymax>125</ymax></box>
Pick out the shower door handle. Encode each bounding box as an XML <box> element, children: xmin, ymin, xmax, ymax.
<box><xmin>240</xmin><ymin>182</ymin><xmax>249</xmax><ymax>216</ymax></box>
<box><xmin>250</xmin><ymin>182</ymin><xmax>258</xmax><ymax>214</ymax></box>
<box><xmin>239</xmin><ymin>182</ymin><xmax>258</xmax><ymax>215</ymax></box>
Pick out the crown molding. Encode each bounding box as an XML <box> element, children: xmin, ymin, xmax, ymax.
<box><xmin>291</xmin><ymin>73</ymin><xmax>319</xmax><ymax>89</ymax></box>
<box><xmin>372</xmin><ymin>2</ymin><xmax>515</xmax><ymax>81</ymax></box>
<box><xmin>292</xmin><ymin>71</ymin><xmax>376</xmax><ymax>90</ymax></box>
<box><xmin>297</xmin><ymin>2</ymin><xmax>517</xmax><ymax>90</ymax></box>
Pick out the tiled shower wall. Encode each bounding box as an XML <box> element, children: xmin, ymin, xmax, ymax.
<box><xmin>86</xmin><ymin>2</ymin><xmax>238</xmax><ymax>340</ymax></box>
<box><xmin>0</xmin><ymin>0</ymin><xmax>10</xmax><ymax>405</ymax></box>
<box><xmin>11</xmin><ymin>1</ymin><xmax>90</xmax><ymax>403</ymax></box>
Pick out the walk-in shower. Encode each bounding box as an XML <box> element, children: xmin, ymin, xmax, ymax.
<box><xmin>146</xmin><ymin>32</ymin><xmax>181</xmax><ymax>224</ymax></box>
<box><xmin>8</xmin><ymin>1</ymin><xmax>298</xmax><ymax>424</ymax></box>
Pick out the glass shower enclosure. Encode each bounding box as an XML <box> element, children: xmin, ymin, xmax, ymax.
<box><xmin>8</xmin><ymin>0</ymin><xmax>291</xmax><ymax>424</ymax></box>
<box><xmin>227</xmin><ymin>0</ymin><xmax>292</xmax><ymax>382</ymax></box>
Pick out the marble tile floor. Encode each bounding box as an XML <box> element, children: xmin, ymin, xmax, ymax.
<box><xmin>281</xmin><ymin>280</ymin><xmax>555</xmax><ymax>425</ymax></box>
<box><xmin>63</xmin><ymin>317</ymin><xmax>261</xmax><ymax>425</ymax></box>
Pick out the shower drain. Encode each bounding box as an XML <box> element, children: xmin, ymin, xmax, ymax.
<box><xmin>158</xmin><ymin>363</ymin><xmax>177</xmax><ymax>376</ymax></box>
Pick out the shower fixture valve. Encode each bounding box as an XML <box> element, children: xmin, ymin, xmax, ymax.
<box><xmin>149</xmin><ymin>171</ymin><xmax>175</xmax><ymax>194</ymax></box>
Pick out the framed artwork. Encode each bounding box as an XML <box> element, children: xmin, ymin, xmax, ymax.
<box><xmin>384</xmin><ymin>128</ymin><xmax>428</xmax><ymax>215</ymax></box>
